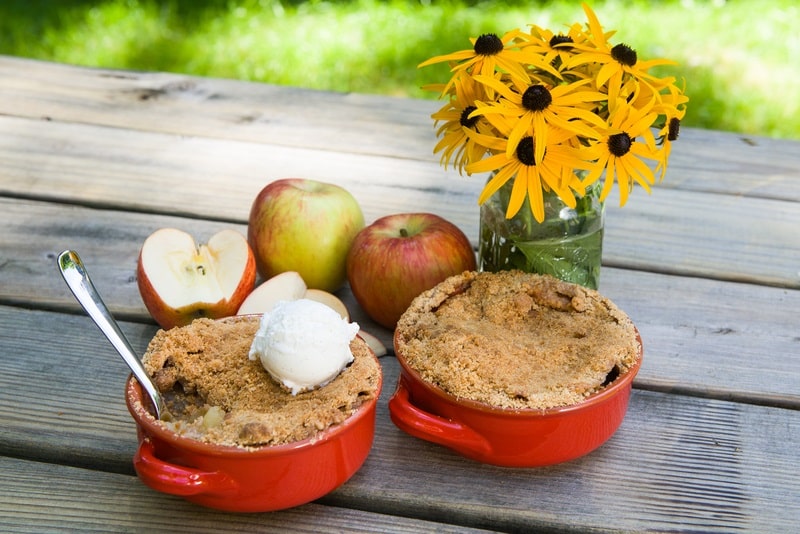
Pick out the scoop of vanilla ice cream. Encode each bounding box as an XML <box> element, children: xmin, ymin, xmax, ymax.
<box><xmin>248</xmin><ymin>298</ymin><xmax>360</xmax><ymax>395</ymax></box>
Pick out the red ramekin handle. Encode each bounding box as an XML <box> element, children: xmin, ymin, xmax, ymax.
<box><xmin>388</xmin><ymin>378</ymin><xmax>491</xmax><ymax>457</ymax></box>
<box><xmin>133</xmin><ymin>438</ymin><xmax>238</xmax><ymax>497</ymax></box>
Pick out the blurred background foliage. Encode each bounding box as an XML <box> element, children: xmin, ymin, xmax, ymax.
<box><xmin>1</xmin><ymin>0</ymin><xmax>797</xmax><ymax>139</ymax></box>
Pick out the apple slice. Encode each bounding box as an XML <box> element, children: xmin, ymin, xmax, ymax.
<box><xmin>304</xmin><ymin>288</ymin><xmax>349</xmax><ymax>321</ymax></box>
<box><xmin>236</xmin><ymin>271</ymin><xmax>307</xmax><ymax>316</ymax></box>
<box><xmin>137</xmin><ymin>228</ymin><xmax>256</xmax><ymax>329</ymax></box>
<box><xmin>235</xmin><ymin>271</ymin><xmax>385</xmax><ymax>357</ymax></box>
<box><xmin>358</xmin><ymin>329</ymin><xmax>388</xmax><ymax>358</ymax></box>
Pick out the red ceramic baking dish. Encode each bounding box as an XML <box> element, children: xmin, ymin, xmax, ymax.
<box><xmin>125</xmin><ymin>357</ymin><xmax>382</xmax><ymax>512</ymax></box>
<box><xmin>389</xmin><ymin>330</ymin><xmax>642</xmax><ymax>467</ymax></box>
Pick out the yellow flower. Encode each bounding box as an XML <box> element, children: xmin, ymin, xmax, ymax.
<box><xmin>567</xmin><ymin>4</ymin><xmax>678</xmax><ymax>105</ymax></box>
<box><xmin>655</xmin><ymin>116</ymin><xmax>682</xmax><ymax>180</ymax></box>
<box><xmin>523</xmin><ymin>21</ymin><xmax>590</xmax><ymax>71</ymax></box>
<box><xmin>418</xmin><ymin>29</ymin><xmax>560</xmax><ymax>95</ymax></box>
<box><xmin>582</xmin><ymin>98</ymin><xmax>660</xmax><ymax>207</ymax></box>
<box><xmin>653</xmin><ymin>80</ymin><xmax>689</xmax><ymax>179</ymax></box>
<box><xmin>430</xmin><ymin>74</ymin><xmax>494</xmax><ymax>172</ymax></box>
<box><xmin>465</xmin><ymin>119</ymin><xmax>590</xmax><ymax>223</ymax></box>
<box><xmin>470</xmin><ymin>74</ymin><xmax>606</xmax><ymax>165</ymax></box>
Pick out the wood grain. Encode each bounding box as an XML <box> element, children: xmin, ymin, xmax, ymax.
<box><xmin>0</xmin><ymin>457</ymin><xmax>493</xmax><ymax>533</ymax></box>
<box><xmin>2</xmin><ymin>54</ymin><xmax>799</xmax><ymax>288</ymax></box>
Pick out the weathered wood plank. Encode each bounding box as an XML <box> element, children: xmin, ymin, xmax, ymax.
<box><xmin>1</xmin><ymin>122</ymin><xmax>799</xmax><ymax>287</ymax></box>
<box><xmin>0</xmin><ymin>54</ymin><xmax>439</xmax><ymax>162</ymax></box>
<box><xmin>0</xmin><ymin>114</ymin><xmax>480</xmax><ymax>233</ymax></box>
<box><xmin>0</xmin><ymin>457</ymin><xmax>493</xmax><ymax>534</ymax></box>
<box><xmin>1</xmin><ymin>55</ymin><xmax>799</xmax><ymax>203</ymax></box>
<box><xmin>603</xmin><ymin>189</ymin><xmax>800</xmax><ymax>288</ymax></box>
<box><xmin>1</xmin><ymin>200</ymin><xmax>798</xmax><ymax>402</ymax></box>
<box><xmin>0</xmin><ymin>306</ymin><xmax>797</xmax><ymax>532</ymax></box>
<box><xmin>341</xmin><ymin>392</ymin><xmax>800</xmax><ymax>533</ymax></box>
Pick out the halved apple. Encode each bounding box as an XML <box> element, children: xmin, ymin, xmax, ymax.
<box><xmin>137</xmin><ymin>228</ymin><xmax>256</xmax><ymax>329</ymax></box>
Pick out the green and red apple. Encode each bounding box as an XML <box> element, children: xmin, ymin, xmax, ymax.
<box><xmin>346</xmin><ymin>213</ymin><xmax>477</xmax><ymax>329</ymax></box>
<box><xmin>248</xmin><ymin>178</ymin><xmax>365</xmax><ymax>293</ymax></box>
<box><xmin>137</xmin><ymin>228</ymin><xmax>256</xmax><ymax>329</ymax></box>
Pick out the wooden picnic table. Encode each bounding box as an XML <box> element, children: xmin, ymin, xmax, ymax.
<box><xmin>1</xmin><ymin>54</ymin><xmax>798</xmax><ymax>532</ymax></box>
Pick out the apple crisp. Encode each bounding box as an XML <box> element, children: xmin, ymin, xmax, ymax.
<box><xmin>394</xmin><ymin>270</ymin><xmax>640</xmax><ymax>410</ymax></box>
<box><xmin>141</xmin><ymin>315</ymin><xmax>381</xmax><ymax>448</ymax></box>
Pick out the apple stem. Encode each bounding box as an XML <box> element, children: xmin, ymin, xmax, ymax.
<box><xmin>400</xmin><ymin>228</ymin><xmax>409</xmax><ymax>238</ymax></box>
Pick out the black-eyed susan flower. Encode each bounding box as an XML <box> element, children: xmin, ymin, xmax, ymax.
<box><xmin>430</xmin><ymin>74</ymin><xmax>494</xmax><ymax>172</ymax></box>
<box><xmin>567</xmin><ymin>4</ymin><xmax>679</xmax><ymax>104</ymax></box>
<box><xmin>524</xmin><ymin>21</ymin><xmax>590</xmax><ymax>71</ymax></box>
<box><xmin>470</xmin><ymin>74</ymin><xmax>606</xmax><ymax>166</ymax></box>
<box><xmin>465</xmin><ymin>118</ymin><xmax>591</xmax><ymax>222</ymax></box>
<box><xmin>582</xmin><ymin>98</ymin><xmax>661</xmax><ymax>207</ymax></box>
<box><xmin>418</xmin><ymin>29</ymin><xmax>560</xmax><ymax>96</ymax></box>
<box><xmin>655</xmin><ymin>115</ymin><xmax>683</xmax><ymax>180</ymax></box>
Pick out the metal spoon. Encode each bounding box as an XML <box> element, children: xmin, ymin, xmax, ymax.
<box><xmin>57</xmin><ymin>250</ymin><xmax>166</xmax><ymax>419</ymax></box>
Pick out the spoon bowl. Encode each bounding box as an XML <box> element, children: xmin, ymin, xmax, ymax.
<box><xmin>57</xmin><ymin>250</ymin><xmax>166</xmax><ymax>419</ymax></box>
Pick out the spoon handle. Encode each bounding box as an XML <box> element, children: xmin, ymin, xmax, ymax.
<box><xmin>57</xmin><ymin>250</ymin><xmax>166</xmax><ymax>419</ymax></box>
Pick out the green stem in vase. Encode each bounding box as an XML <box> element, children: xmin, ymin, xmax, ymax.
<box><xmin>479</xmin><ymin>180</ymin><xmax>604</xmax><ymax>289</ymax></box>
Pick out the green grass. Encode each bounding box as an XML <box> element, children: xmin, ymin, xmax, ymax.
<box><xmin>1</xmin><ymin>0</ymin><xmax>798</xmax><ymax>139</ymax></box>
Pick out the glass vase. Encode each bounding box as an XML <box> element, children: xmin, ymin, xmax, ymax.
<box><xmin>478</xmin><ymin>178</ymin><xmax>605</xmax><ymax>289</ymax></box>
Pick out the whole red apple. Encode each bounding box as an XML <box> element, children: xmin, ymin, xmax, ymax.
<box><xmin>137</xmin><ymin>228</ymin><xmax>256</xmax><ymax>329</ymax></box>
<box><xmin>248</xmin><ymin>178</ymin><xmax>365</xmax><ymax>292</ymax></box>
<box><xmin>346</xmin><ymin>213</ymin><xmax>476</xmax><ymax>329</ymax></box>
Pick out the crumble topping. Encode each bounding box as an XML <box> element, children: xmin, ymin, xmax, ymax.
<box><xmin>394</xmin><ymin>271</ymin><xmax>640</xmax><ymax>410</ymax></box>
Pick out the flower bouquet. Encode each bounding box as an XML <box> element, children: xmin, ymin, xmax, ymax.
<box><xmin>419</xmin><ymin>3</ymin><xmax>688</xmax><ymax>288</ymax></box>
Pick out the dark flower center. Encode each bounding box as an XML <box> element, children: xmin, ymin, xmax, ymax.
<box><xmin>460</xmin><ymin>105</ymin><xmax>479</xmax><ymax>128</ymax></box>
<box><xmin>611</xmin><ymin>43</ymin><xmax>637</xmax><ymax>66</ymax></box>
<box><xmin>668</xmin><ymin>117</ymin><xmax>681</xmax><ymax>141</ymax></box>
<box><xmin>549</xmin><ymin>34</ymin><xmax>574</xmax><ymax>48</ymax></box>
<box><xmin>474</xmin><ymin>34</ymin><xmax>504</xmax><ymax>56</ymax></box>
<box><xmin>521</xmin><ymin>85</ymin><xmax>552</xmax><ymax>112</ymax></box>
<box><xmin>608</xmin><ymin>132</ymin><xmax>633</xmax><ymax>157</ymax></box>
<box><xmin>516</xmin><ymin>136</ymin><xmax>538</xmax><ymax>166</ymax></box>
